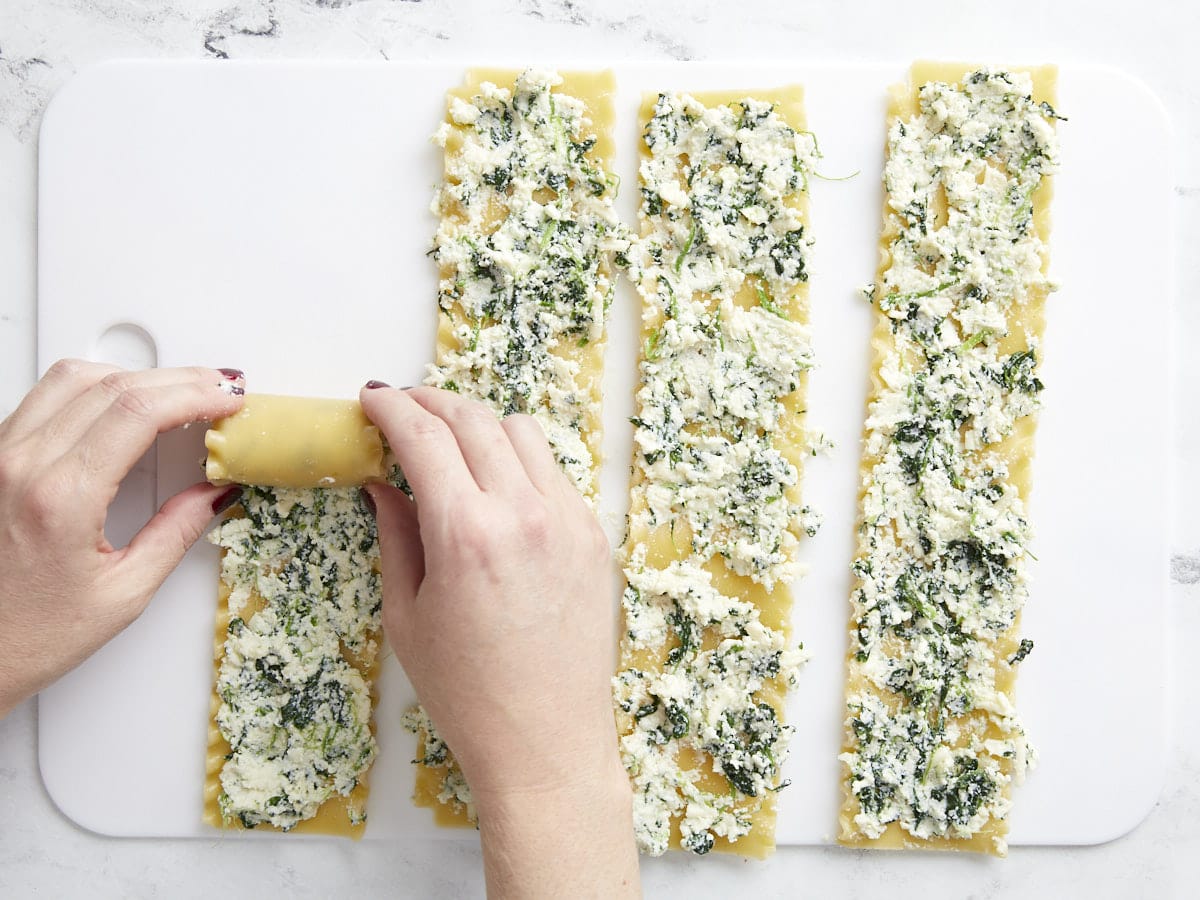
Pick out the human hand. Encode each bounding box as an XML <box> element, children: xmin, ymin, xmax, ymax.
<box><xmin>0</xmin><ymin>360</ymin><xmax>246</xmax><ymax>717</ymax></box>
<box><xmin>361</xmin><ymin>384</ymin><xmax>638</xmax><ymax>898</ymax></box>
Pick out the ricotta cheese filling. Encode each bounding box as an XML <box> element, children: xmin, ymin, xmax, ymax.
<box><xmin>425</xmin><ymin>68</ymin><xmax>628</xmax><ymax>500</ymax></box>
<box><xmin>210</xmin><ymin>486</ymin><xmax>381</xmax><ymax>830</ymax></box>
<box><xmin>410</xmin><ymin>68</ymin><xmax>628</xmax><ymax>820</ymax></box>
<box><xmin>616</xmin><ymin>91</ymin><xmax>818</xmax><ymax>856</ymax></box>
<box><xmin>841</xmin><ymin>69</ymin><xmax>1060</xmax><ymax>853</ymax></box>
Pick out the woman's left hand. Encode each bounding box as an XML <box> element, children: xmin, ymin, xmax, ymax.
<box><xmin>0</xmin><ymin>360</ymin><xmax>246</xmax><ymax>717</ymax></box>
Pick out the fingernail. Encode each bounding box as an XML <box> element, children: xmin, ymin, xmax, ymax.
<box><xmin>211</xmin><ymin>486</ymin><xmax>242</xmax><ymax>515</ymax></box>
<box><xmin>359</xmin><ymin>487</ymin><xmax>377</xmax><ymax>517</ymax></box>
<box><xmin>218</xmin><ymin>368</ymin><xmax>244</xmax><ymax>380</ymax></box>
<box><xmin>364</xmin><ymin>380</ymin><xmax>390</xmax><ymax>389</ymax></box>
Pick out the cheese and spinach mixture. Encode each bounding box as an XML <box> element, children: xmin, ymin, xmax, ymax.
<box><xmin>423</xmin><ymin>68</ymin><xmax>628</xmax><ymax>500</ymax></box>
<box><xmin>407</xmin><ymin>69</ymin><xmax>628</xmax><ymax>821</ymax></box>
<box><xmin>840</xmin><ymin>69</ymin><xmax>1060</xmax><ymax>854</ymax></box>
<box><xmin>614</xmin><ymin>91</ymin><xmax>818</xmax><ymax>857</ymax></box>
<box><xmin>209</xmin><ymin>487</ymin><xmax>381</xmax><ymax>830</ymax></box>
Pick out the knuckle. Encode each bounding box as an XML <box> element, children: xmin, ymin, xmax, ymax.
<box><xmin>44</xmin><ymin>357</ymin><xmax>118</xmax><ymax>391</ymax></box>
<box><xmin>409</xmin><ymin>415</ymin><xmax>453</xmax><ymax>444</ymax></box>
<box><xmin>167</xmin><ymin>505</ymin><xmax>205</xmax><ymax>553</ymax></box>
<box><xmin>23</xmin><ymin>476</ymin><xmax>67</xmax><ymax>527</ymax></box>
<box><xmin>453</xmin><ymin>503</ymin><xmax>512</xmax><ymax>557</ymax></box>
<box><xmin>163</xmin><ymin>528</ymin><xmax>200</xmax><ymax>567</ymax></box>
<box><xmin>46</xmin><ymin>357</ymin><xmax>86</xmax><ymax>382</ymax></box>
<box><xmin>455</xmin><ymin>516</ymin><xmax>494</xmax><ymax>560</ymax></box>
<box><xmin>113</xmin><ymin>386</ymin><xmax>156</xmax><ymax>422</ymax></box>
<box><xmin>516</xmin><ymin>504</ymin><xmax>553</xmax><ymax>549</ymax></box>
<box><xmin>98</xmin><ymin>371</ymin><xmax>137</xmax><ymax>400</ymax></box>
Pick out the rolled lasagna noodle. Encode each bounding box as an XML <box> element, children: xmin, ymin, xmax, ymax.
<box><xmin>205</xmin><ymin>393</ymin><xmax>385</xmax><ymax>488</ymax></box>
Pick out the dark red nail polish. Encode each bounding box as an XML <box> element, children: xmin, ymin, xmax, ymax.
<box><xmin>359</xmin><ymin>487</ymin><xmax>377</xmax><ymax>517</ymax></box>
<box><xmin>364</xmin><ymin>380</ymin><xmax>390</xmax><ymax>389</ymax></box>
<box><xmin>218</xmin><ymin>368</ymin><xmax>244</xmax><ymax>380</ymax></box>
<box><xmin>211</xmin><ymin>486</ymin><xmax>242</xmax><ymax>515</ymax></box>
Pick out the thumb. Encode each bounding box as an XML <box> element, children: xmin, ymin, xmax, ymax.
<box><xmin>116</xmin><ymin>482</ymin><xmax>239</xmax><ymax>610</ymax></box>
<box><xmin>363</xmin><ymin>483</ymin><xmax>424</xmax><ymax>636</ymax></box>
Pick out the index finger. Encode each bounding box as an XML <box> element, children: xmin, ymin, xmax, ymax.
<box><xmin>38</xmin><ymin>365</ymin><xmax>244</xmax><ymax>458</ymax></box>
<box><xmin>359</xmin><ymin>384</ymin><xmax>477</xmax><ymax>510</ymax></box>
<box><xmin>62</xmin><ymin>379</ymin><xmax>245</xmax><ymax>507</ymax></box>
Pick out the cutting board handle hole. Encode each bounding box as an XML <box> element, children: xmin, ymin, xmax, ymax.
<box><xmin>90</xmin><ymin>323</ymin><xmax>160</xmax><ymax>550</ymax></box>
<box><xmin>92</xmin><ymin>322</ymin><xmax>158</xmax><ymax>370</ymax></box>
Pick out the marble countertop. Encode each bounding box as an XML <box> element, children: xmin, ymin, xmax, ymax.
<box><xmin>2</xmin><ymin>1</ymin><xmax>1197</xmax><ymax>896</ymax></box>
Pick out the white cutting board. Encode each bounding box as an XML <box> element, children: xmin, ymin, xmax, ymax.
<box><xmin>37</xmin><ymin>61</ymin><xmax>1170</xmax><ymax>846</ymax></box>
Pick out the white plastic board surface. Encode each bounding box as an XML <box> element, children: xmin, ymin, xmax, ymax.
<box><xmin>37</xmin><ymin>61</ymin><xmax>1170</xmax><ymax>846</ymax></box>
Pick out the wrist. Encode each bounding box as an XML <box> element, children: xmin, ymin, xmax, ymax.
<box><xmin>456</xmin><ymin>704</ymin><xmax>628</xmax><ymax>808</ymax></box>
<box><xmin>473</xmin><ymin>752</ymin><xmax>639</xmax><ymax>899</ymax></box>
<box><xmin>471</xmin><ymin>748</ymin><xmax>630</xmax><ymax>823</ymax></box>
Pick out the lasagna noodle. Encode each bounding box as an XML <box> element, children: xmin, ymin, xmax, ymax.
<box><xmin>615</xmin><ymin>87</ymin><xmax>816</xmax><ymax>858</ymax></box>
<box><xmin>205</xmin><ymin>394</ymin><xmax>386</xmax><ymax>489</ymax></box>
<box><xmin>203</xmin><ymin>558</ymin><xmax>378</xmax><ymax>836</ymax></box>
<box><xmin>204</xmin><ymin>487</ymin><xmax>383</xmax><ymax>838</ymax></box>
<box><xmin>839</xmin><ymin>63</ymin><xmax>1058</xmax><ymax>854</ymax></box>
<box><xmin>410</xmin><ymin>68</ymin><xmax>622</xmax><ymax>826</ymax></box>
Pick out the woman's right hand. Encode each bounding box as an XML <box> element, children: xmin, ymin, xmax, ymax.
<box><xmin>361</xmin><ymin>384</ymin><xmax>639</xmax><ymax>899</ymax></box>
